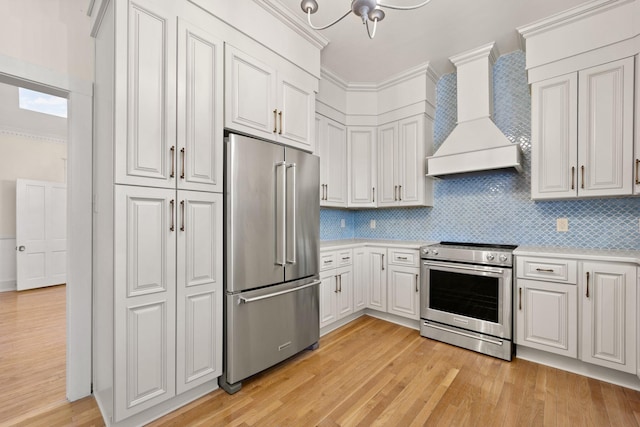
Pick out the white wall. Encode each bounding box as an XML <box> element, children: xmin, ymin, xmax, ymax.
<box><xmin>0</xmin><ymin>0</ymin><xmax>93</xmax><ymax>82</ymax></box>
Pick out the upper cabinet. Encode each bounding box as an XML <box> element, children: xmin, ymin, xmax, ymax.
<box><xmin>317</xmin><ymin>115</ymin><xmax>348</xmax><ymax>207</ymax></box>
<box><xmin>531</xmin><ymin>57</ymin><xmax>634</xmax><ymax>199</ymax></box>
<box><xmin>634</xmin><ymin>54</ymin><xmax>640</xmax><ymax>195</ymax></box>
<box><xmin>225</xmin><ymin>44</ymin><xmax>316</xmax><ymax>152</ymax></box>
<box><xmin>115</xmin><ymin>9</ymin><xmax>223</xmax><ymax>193</ymax></box>
<box><xmin>348</xmin><ymin>127</ymin><xmax>377</xmax><ymax>208</ymax></box>
<box><xmin>378</xmin><ymin>115</ymin><xmax>432</xmax><ymax>207</ymax></box>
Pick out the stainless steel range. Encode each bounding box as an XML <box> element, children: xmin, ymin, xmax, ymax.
<box><xmin>420</xmin><ymin>242</ymin><xmax>517</xmax><ymax>361</ymax></box>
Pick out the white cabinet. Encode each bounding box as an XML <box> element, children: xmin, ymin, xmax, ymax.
<box><xmin>113</xmin><ymin>186</ymin><xmax>223</xmax><ymax>420</ymax></box>
<box><xmin>581</xmin><ymin>261</ymin><xmax>637</xmax><ymax>374</ymax></box>
<box><xmin>176</xmin><ymin>191</ymin><xmax>223</xmax><ymax>394</ymax></box>
<box><xmin>114</xmin><ymin>186</ymin><xmax>177</xmax><ymax>419</ymax></box>
<box><xmin>636</xmin><ymin>54</ymin><xmax>640</xmax><ymax>195</ymax></box>
<box><xmin>366</xmin><ymin>247</ymin><xmax>387</xmax><ymax>311</ymax></box>
<box><xmin>348</xmin><ymin>127</ymin><xmax>377</xmax><ymax>207</ymax></box>
<box><xmin>531</xmin><ymin>57</ymin><xmax>634</xmax><ymax>199</ymax></box>
<box><xmin>516</xmin><ymin>278</ymin><xmax>577</xmax><ymax>358</ymax></box>
<box><xmin>317</xmin><ymin>115</ymin><xmax>348</xmax><ymax>207</ymax></box>
<box><xmin>319</xmin><ymin>249</ymin><xmax>354</xmax><ymax>329</ymax></box>
<box><xmin>387</xmin><ymin>265</ymin><xmax>420</xmax><ymax>320</ymax></box>
<box><xmin>377</xmin><ymin>116</ymin><xmax>432</xmax><ymax>207</ymax></box>
<box><xmin>352</xmin><ymin>247</ymin><xmax>368</xmax><ymax>311</ymax></box>
<box><xmin>225</xmin><ymin>44</ymin><xmax>315</xmax><ymax>152</ymax></box>
<box><xmin>116</xmin><ymin>8</ymin><xmax>223</xmax><ymax>193</ymax></box>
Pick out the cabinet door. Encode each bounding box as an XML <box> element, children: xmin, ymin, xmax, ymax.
<box><xmin>397</xmin><ymin>116</ymin><xmax>425</xmax><ymax>205</ymax></box>
<box><xmin>318</xmin><ymin>116</ymin><xmax>348</xmax><ymax>207</ymax></box>
<box><xmin>114</xmin><ymin>185</ymin><xmax>176</xmax><ymax>421</ymax></box>
<box><xmin>348</xmin><ymin>127</ymin><xmax>377</xmax><ymax>207</ymax></box>
<box><xmin>531</xmin><ymin>73</ymin><xmax>578</xmax><ymax>199</ymax></box>
<box><xmin>336</xmin><ymin>266</ymin><xmax>354</xmax><ymax>320</ymax></box>
<box><xmin>176</xmin><ymin>191</ymin><xmax>223</xmax><ymax>394</ymax></box>
<box><xmin>224</xmin><ymin>45</ymin><xmax>276</xmax><ymax>140</ymax></box>
<box><xmin>515</xmin><ymin>279</ymin><xmax>577</xmax><ymax>358</ymax></box>
<box><xmin>581</xmin><ymin>262</ymin><xmax>637</xmax><ymax>374</ymax></box>
<box><xmin>319</xmin><ymin>270</ymin><xmax>337</xmax><ymax>329</ymax></box>
<box><xmin>367</xmin><ymin>248</ymin><xmax>387</xmax><ymax>311</ymax></box>
<box><xmin>117</xmin><ymin>0</ymin><xmax>177</xmax><ymax>188</ymax></box>
<box><xmin>377</xmin><ymin>122</ymin><xmax>398</xmax><ymax>207</ymax></box>
<box><xmin>352</xmin><ymin>247</ymin><xmax>368</xmax><ymax>311</ymax></box>
<box><xmin>387</xmin><ymin>265</ymin><xmax>420</xmax><ymax>320</ymax></box>
<box><xmin>278</xmin><ymin>73</ymin><xmax>315</xmax><ymax>151</ymax></box>
<box><xmin>176</xmin><ymin>20</ymin><xmax>223</xmax><ymax>192</ymax></box>
<box><xmin>578</xmin><ymin>57</ymin><xmax>634</xmax><ymax>197</ymax></box>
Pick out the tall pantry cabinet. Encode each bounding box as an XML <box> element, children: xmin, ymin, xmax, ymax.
<box><xmin>92</xmin><ymin>0</ymin><xmax>223</xmax><ymax>423</ymax></box>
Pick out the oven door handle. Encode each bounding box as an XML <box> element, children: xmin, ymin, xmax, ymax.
<box><xmin>423</xmin><ymin>261</ymin><xmax>504</xmax><ymax>275</ymax></box>
<box><xmin>424</xmin><ymin>321</ymin><xmax>504</xmax><ymax>346</ymax></box>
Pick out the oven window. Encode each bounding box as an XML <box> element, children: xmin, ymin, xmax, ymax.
<box><xmin>429</xmin><ymin>269</ymin><xmax>499</xmax><ymax>323</ymax></box>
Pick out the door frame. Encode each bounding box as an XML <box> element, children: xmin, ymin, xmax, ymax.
<box><xmin>0</xmin><ymin>53</ymin><xmax>93</xmax><ymax>401</ymax></box>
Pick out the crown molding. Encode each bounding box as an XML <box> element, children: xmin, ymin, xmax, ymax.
<box><xmin>377</xmin><ymin>61</ymin><xmax>439</xmax><ymax>90</ymax></box>
<box><xmin>449</xmin><ymin>42</ymin><xmax>499</xmax><ymax>68</ymax></box>
<box><xmin>254</xmin><ymin>0</ymin><xmax>330</xmax><ymax>50</ymax></box>
<box><xmin>320</xmin><ymin>67</ymin><xmax>349</xmax><ymax>90</ymax></box>
<box><xmin>517</xmin><ymin>0</ymin><xmax>634</xmax><ymax>40</ymax></box>
<box><xmin>0</xmin><ymin>127</ymin><xmax>67</xmax><ymax>144</ymax></box>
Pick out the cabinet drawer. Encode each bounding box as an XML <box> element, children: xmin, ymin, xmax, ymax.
<box><xmin>320</xmin><ymin>252</ymin><xmax>336</xmax><ymax>271</ymax></box>
<box><xmin>336</xmin><ymin>249</ymin><xmax>353</xmax><ymax>267</ymax></box>
<box><xmin>388</xmin><ymin>249</ymin><xmax>419</xmax><ymax>267</ymax></box>
<box><xmin>517</xmin><ymin>256</ymin><xmax>577</xmax><ymax>284</ymax></box>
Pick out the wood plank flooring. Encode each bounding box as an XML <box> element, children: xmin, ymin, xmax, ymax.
<box><xmin>3</xmin><ymin>287</ymin><xmax>640</xmax><ymax>426</ymax></box>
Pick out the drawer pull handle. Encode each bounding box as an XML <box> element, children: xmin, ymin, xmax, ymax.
<box><xmin>571</xmin><ymin>166</ymin><xmax>575</xmax><ymax>190</ymax></box>
<box><xmin>397</xmin><ymin>256</ymin><xmax>408</xmax><ymax>260</ymax></box>
<box><xmin>278</xmin><ymin>110</ymin><xmax>283</xmax><ymax>135</ymax></box>
<box><xmin>394</xmin><ymin>185</ymin><xmax>398</xmax><ymax>201</ymax></box>
<box><xmin>535</xmin><ymin>268</ymin><xmax>555</xmax><ymax>273</ymax></box>
<box><xmin>581</xmin><ymin>165</ymin><xmax>585</xmax><ymax>189</ymax></box>
<box><xmin>519</xmin><ymin>287</ymin><xmax>522</xmax><ymax>310</ymax></box>
<box><xmin>169</xmin><ymin>199</ymin><xmax>175</xmax><ymax>232</ymax></box>
<box><xmin>415</xmin><ymin>274</ymin><xmax>419</xmax><ymax>292</ymax></box>
<box><xmin>381</xmin><ymin>254</ymin><xmax>385</xmax><ymax>271</ymax></box>
<box><xmin>341</xmin><ymin>257</ymin><xmax>350</xmax><ymax>260</ymax></box>
<box><xmin>170</xmin><ymin>146</ymin><xmax>175</xmax><ymax>178</ymax></box>
<box><xmin>273</xmin><ymin>109</ymin><xmax>278</xmax><ymax>133</ymax></box>
<box><xmin>399</xmin><ymin>185</ymin><xmax>402</xmax><ymax>201</ymax></box>
<box><xmin>180</xmin><ymin>147</ymin><xmax>185</xmax><ymax>179</ymax></box>
<box><xmin>586</xmin><ymin>272</ymin><xmax>590</xmax><ymax>298</ymax></box>
<box><xmin>636</xmin><ymin>159</ymin><xmax>640</xmax><ymax>185</ymax></box>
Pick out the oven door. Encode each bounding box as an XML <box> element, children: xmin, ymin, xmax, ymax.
<box><xmin>421</xmin><ymin>261</ymin><xmax>512</xmax><ymax>339</ymax></box>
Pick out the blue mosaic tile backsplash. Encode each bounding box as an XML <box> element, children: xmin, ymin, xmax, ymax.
<box><xmin>320</xmin><ymin>51</ymin><xmax>640</xmax><ymax>250</ymax></box>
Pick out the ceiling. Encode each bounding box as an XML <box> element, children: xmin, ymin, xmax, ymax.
<box><xmin>278</xmin><ymin>0</ymin><xmax>592</xmax><ymax>82</ymax></box>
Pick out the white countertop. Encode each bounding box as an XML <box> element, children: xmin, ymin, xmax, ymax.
<box><xmin>514</xmin><ymin>245</ymin><xmax>640</xmax><ymax>265</ymax></box>
<box><xmin>320</xmin><ymin>239</ymin><xmax>438</xmax><ymax>251</ymax></box>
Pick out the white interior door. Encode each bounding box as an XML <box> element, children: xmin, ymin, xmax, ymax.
<box><xmin>16</xmin><ymin>179</ymin><xmax>67</xmax><ymax>290</ymax></box>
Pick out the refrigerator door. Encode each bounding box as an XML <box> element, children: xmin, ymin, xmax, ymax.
<box><xmin>284</xmin><ymin>147</ymin><xmax>320</xmax><ymax>283</ymax></box>
<box><xmin>226</xmin><ymin>134</ymin><xmax>285</xmax><ymax>293</ymax></box>
<box><xmin>224</xmin><ymin>277</ymin><xmax>320</xmax><ymax>385</ymax></box>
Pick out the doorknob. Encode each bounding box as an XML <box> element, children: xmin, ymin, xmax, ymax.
<box><xmin>17</xmin><ymin>246</ymin><xmax>25</xmax><ymax>251</ymax></box>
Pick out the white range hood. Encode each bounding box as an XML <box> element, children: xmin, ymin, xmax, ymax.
<box><xmin>426</xmin><ymin>42</ymin><xmax>522</xmax><ymax>177</ymax></box>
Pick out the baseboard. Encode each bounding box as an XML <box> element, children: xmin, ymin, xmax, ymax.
<box><xmin>320</xmin><ymin>311</ymin><xmax>365</xmax><ymax>337</ymax></box>
<box><xmin>0</xmin><ymin>280</ymin><xmax>16</xmax><ymax>292</ymax></box>
<box><xmin>516</xmin><ymin>345</ymin><xmax>640</xmax><ymax>391</ymax></box>
<box><xmin>363</xmin><ymin>309</ymin><xmax>420</xmax><ymax>331</ymax></box>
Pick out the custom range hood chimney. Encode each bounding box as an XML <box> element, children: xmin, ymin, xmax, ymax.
<box><xmin>426</xmin><ymin>42</ymin><xmax>522</xmax><ymax>177</ymax></box>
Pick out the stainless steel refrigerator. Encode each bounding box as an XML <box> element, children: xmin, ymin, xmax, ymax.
<box><xmin>220</xmin><ymin>133</ymin><xmax>320</xmax><ymax>394</ymax></box>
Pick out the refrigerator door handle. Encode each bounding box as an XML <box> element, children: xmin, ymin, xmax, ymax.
<box><xmin>237</xmin><ymin>280</ymin><xmax>321</xmax><ymax>304</ymax></box>
<box><xmin>286</xmin><ymin>163</ymin><xmax>297</xmax><ymax>265</ymax></box>
<box><xmin>275</xmin><ymin>161</ymin><xmax>287</xmax><ymax>267</ymax></box>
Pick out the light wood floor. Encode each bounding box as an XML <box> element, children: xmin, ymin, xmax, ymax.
<box><xmin>4</xmin><ymin>291</ymin><xmax>640</xmax><ymax>426</ymax></box>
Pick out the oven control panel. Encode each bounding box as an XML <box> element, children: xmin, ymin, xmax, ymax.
<box><xmin>420</xmin><ymin>243</ymin><xmax>515</xmax><ymax>268</ymax></box>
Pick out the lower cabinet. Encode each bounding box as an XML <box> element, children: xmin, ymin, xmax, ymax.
<box><xmin>581</xmin><ymin>261</ymin><xmax>637</xmax><ymax>374</ymax></box>
<box><xmin>319</xmin><ymin>250</ymin><xmax>354</xmax><ymax>329</ymax></box>
<box><xmin>320</xmin><ymin>245</ymin><xmax>421</xmax><ymax>331</ymax></box>
<box><xmin>387</xmin><ymin>265</ymin><xmax>420</xmax><ymax>320</ymax></box>
<box><xmin>516</xmin><ymin>278</ymin><xmax>577</xmax><ymax>358</ymax></box>
<box><xmin>114</xmin><ymin>186</ymin><xmax>223</xmax><ymax>420</ymax></box>
<box><xmin>516</xmin><ymin>255</ymin><xmax>637</xmax><ymax>375</ymax></box>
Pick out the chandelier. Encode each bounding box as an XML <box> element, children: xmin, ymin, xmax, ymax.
<box><xmin>300</xmin><ymin>0</ymin><xmax>434</xmax><ymax>39</ymax></box>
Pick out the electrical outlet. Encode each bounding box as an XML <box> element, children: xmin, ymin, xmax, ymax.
<box><xmin>370</xmin><ymin>219</ymin><xmax>376</xmax><ymax>229</ymax></box>
<box><xmin>340</xmin><ymin>218</ymin><xmax>345</xmax><ymax>228</ymax></box>
<box><xmin>557</xmin><ymin>218</ymin><xmax>569</xmax><ymax>232</ymax></box>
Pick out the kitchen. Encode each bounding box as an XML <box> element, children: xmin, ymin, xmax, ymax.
<box><xmin>2</xmin><ymin>0</ymin><xmax>640</xmax><ymax>425</ymax></box>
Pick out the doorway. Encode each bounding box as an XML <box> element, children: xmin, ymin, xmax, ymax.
<box><xmin>0</xmin><ymin>56</ymin><xmax>93</xmax><ymax>412</ymax></box>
